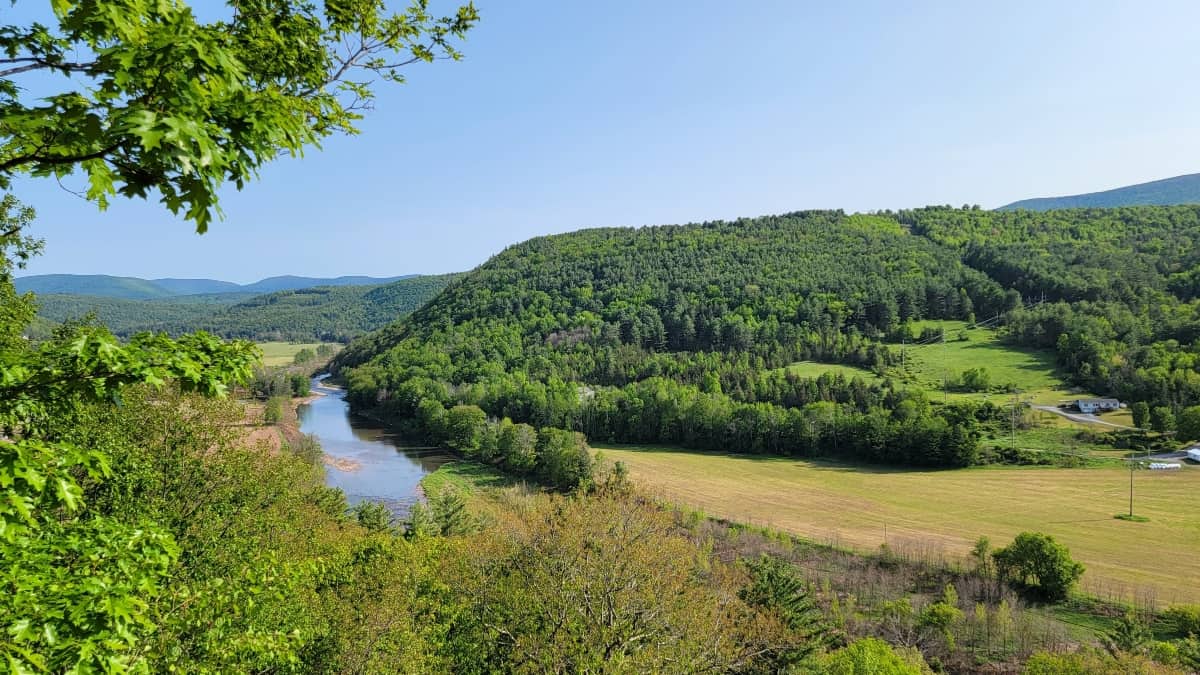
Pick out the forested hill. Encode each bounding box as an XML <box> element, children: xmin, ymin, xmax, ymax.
<box><xmin>32</xmin><ymin>274</ymin><xmax>460</xmax><ymax>343</ymax></box>
<box><xmin>15</xmin><ymin>273</ymin><xmax>413</xmax><ymax>299</ymax></box>
<box><xmin>14</xmin><ymin>274</ymin><xmax>180</xmax><ymax>299</ymax></box>
<box><xmin>335</xmin><ymin>205</ymin><xmax>1200</xmax><ymax>471</ymax></box>
<box><xmin>336</xmin><ymin>211</ymin><xmax>1008</xmax><ymax>374</ymax></box>
<box><xmin>165</xmin><ymin>274</ymin><xmax>461</xmax><ymax>341</ymax></box>
<box><xmin>999</xmin><ymin>172</ymin><xmax>1200</xmax><ymax>211</ymax></box>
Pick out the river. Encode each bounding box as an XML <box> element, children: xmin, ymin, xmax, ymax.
<box><xmin>297</xmin><ymin>376</ymin><xmax>454</xmax><ymax>515</ymax></box>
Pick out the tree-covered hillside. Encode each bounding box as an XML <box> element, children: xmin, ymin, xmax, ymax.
<box><xmin>999</xmin><ymin>172</ymin><xmax>1200</xmax><ymax>211</ymax></box>
<box><xmin>14</xmin><ymin>274</ymin><xmax>179</xmax><ymax>299</ymax></box>
<box><xmin>335</xmin><ymin>205</ymin><xmax>1200</xmax><ymax>474</ymax></box>
<box><xmin>174</xmin><ymin>274</ymin><xmax>461</xmax><ymax>341</ymax></box>
<box><xmin>33</xmin><ymin>274</ymin><xmax>460</xmax><ymax>342</ymax></box>
<box><xmin>902</xmin><ymin>205</ymin><xmax>1200</xmax><ymax>409</ymax></box>
<box><xmin>335</xmin><ymin>211</ymin><xmax>1016</xmax><ymax>470</ymax></box>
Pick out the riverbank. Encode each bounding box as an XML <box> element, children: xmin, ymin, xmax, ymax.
<box><xmin>234</xmin><ymin>389</ymin><xmax>325</xmax><ymax>455</ymax></box>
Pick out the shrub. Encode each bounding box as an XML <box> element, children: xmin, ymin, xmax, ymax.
<box><xmin>1024</xmin><ymin>648</ymin><xmax>1186</xmax><ymax>674</ymax></box>
<box><xmin>1161</xmin><ymin>604</ymin><xmax>1200</xmax><ymax>637</ymax></box>
<box><xmin>992</xmin><ymin>532</ymin><xmax>1084</xmax><ymax>602</ymax></box>
<box><xmin>1105</xmin><ymin>610</ymin><xmax>1152</xmax><ymax>654</ymax></box>
<box><xmin>289</xmin><ymin>373</ymin><xmax>311</xmax><ymax>397</ymax></box>
<box><xmin>445</xmin><ymin>404</ymin><xmax>488</xmax><ymax>455</ymax></box>
<box><xmin>823</xmin><ymin>637</ymin><xmax>931</xmax><ymax>674</ymax></box>
<box><xmin>263</xmin><ymin>397</ymin><xmax>285</xmax><ymax>425</ymax></box>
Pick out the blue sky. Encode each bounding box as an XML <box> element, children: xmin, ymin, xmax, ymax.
<box><xmin>12</xmin><ymin>0</ymin><xmax>1200</xmax><ymax>282</ymax></box>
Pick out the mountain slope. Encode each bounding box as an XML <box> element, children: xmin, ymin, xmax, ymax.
<box><xmin>169</xmin><ymin>274</ymin><xmax>459</xmax><ymax>341</ymax></box>
<box><xmin>14</xmin><ymin>274</ymin><xmax>177</xmax><ymax>299</ymax></box>
<box><xmin>336</xmin><ymin>211</ymin><xmax>1005</xmax><ymax>376</ymax></box>
<box><xmin>34</xmin><ymin>274</ymin><xmax>460</xmax><ymax>342</ymax></box>
<box><xmin>999</xmin><ymin>172</ymin><xmax>1200</xmax><ymax>211</ymax></box>
<box><xmin>32</xmin><ymin>293</ymin><xmax>244</xmax><ymax>333</ymax></box>
<box><xmin>334</xmin><ymin>205</ymin><xmax>1200</xmax><ymax>471</ymax></box>
<box><xmin>15</xmin><ymin>273</ymin><xmax>415</xmax><ymax>298</ymax></box>
<box><xmin>239</xmin><ymin>274</ymin><xmax>413</xmax><ymax>294</ymax></box>
<box><xmin>333</xmin><ymin>211</ymin><xmax>1012</xmax><ymax>469</ymax></box>
<box><xmin>151</xmin><ymin>278</ymin><xmax>243</xmax><ymax>295</ymax></box>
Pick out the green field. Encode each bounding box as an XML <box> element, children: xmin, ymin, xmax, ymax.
<box><xmin>421</xmin><ymin>460</ymin><xmax>515</xmax><ymax>497</ymax></box>
<box><xmin>895</xmin><ymin>321</ymin><xmax>1068</xmax><ymax>399</ymax></box>
<box><xmin>257</xmin><ymin>341</ymin><xmax>338</xmax><ymax>367</ymax></box>
<box><xmin>596</xmin><ymin>444</ymin><xmax>1200</xmax><ymax>604</ymax></box>
<box><xmin>787</xmin><ymin>324</ymin><xmax>1073</xmax><ymax>402</ymax></box>
<box><xmin>785</xmin><ymin>360</ymin><xmax>880</xmax><ymax>380</ymax></box>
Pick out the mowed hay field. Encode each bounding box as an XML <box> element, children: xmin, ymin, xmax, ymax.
<box><xmin>597</xmin><ymin>445</ymin><xmax>1200</xmax><ymax>605</ymax></box>
<box><xmin>257</xmin><ymin>341</ymin><xmax>338</xmax><ymax>367</ymax></box>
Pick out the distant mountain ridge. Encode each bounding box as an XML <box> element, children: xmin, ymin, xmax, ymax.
<box><xmin>28</xmin><ymin>274</ymin><xmax>461</xmax><ymax>342</ymax></box>
<box><xmin>999</xmin><ymin>172</ymin><xmax>1200</xmax><ymax>211</ymax></box>
<box><xmin>14</xmin><ymin>273</ymin><xmax>414</xmax><ymax>299</ymax></box>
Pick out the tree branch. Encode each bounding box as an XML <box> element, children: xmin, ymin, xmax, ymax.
<box><xmin>0</xmin><ymin>141</ymin><xmax>123</xmax><ymax>173</ymax></box>
<box><xmin>0</xmin><ymin>57</ymin><xmax>96</xmax><ymax>78</ymax></box>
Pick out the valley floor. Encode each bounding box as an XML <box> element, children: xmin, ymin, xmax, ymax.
<box><xmin>596</xmin><ymin>445</ymin><xmax>1200</xmax><ymax>605</ymax></box>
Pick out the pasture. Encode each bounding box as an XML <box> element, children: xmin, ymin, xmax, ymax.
<box><xmin>256</xmin><ymin>341</ymin><xmax>338</xmax><ymax>367</ymax></box>
<box><xmin>596</xmin><ymin>444</ymin><xmax>1200</xmax><ymax>605</ymax></box>
<box><xmin>896</xmin><ymin>321</ymin><xmax>1066</xmax><ymax>399</ymax></box>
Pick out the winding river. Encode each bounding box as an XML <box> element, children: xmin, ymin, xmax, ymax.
<box><xmin>297</xmin><ymin>376</ymin><xmax>453</xmax><ymax>515</ymax></box>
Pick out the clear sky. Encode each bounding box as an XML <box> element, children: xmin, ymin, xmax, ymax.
<box><xmin>13</xmin><ymin>0</ymin><xmax>1200</xmax><ymax>282</ymax></box>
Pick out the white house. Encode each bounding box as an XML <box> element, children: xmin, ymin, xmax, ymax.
<box><xmin>1188</xmin><ymin>447</ymin><xmax>1200</xmax><ymax>463</ymax></box>
<box><xmin>1074</xmin><ymin>398</ymin><xmax>1121</xmax><ymax>414</ymax></box>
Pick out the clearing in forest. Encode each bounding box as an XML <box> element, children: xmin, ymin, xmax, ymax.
<box><xmin>786</xmin><ymin>323</ymin><xmax>1135</xmax><ymax>427</ymax></box>
<box><xmin>256</xmin><ymin>341</ymin><xmax>338</xmax><ymax>367</ymax></box>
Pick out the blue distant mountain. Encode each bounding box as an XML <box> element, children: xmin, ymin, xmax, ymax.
<box><xmin>151</xmin><ymin>278</ymin><xmax>244</xmax><ymax>295</ymax></box>
<box><xmin>999</xmin><ymin>173</ymin><xmax>1200</xmax><ymax>211</ymax></box>
<box><xmin>14</xmin><ymin>274</ymin><xmax>414</xmax><ymax>299</ymax></box>
<box><xmin>13</xmin><ymin>274</ymin><xmax>177</xmax><ymax>300</ymax></box>
<box><xmin>240</xmin><ymin>275</ymin><xmax>413</xmax><ymax>294</ymax></box>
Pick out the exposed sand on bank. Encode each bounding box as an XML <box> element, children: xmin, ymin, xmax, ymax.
<box><xmin>323</xmin><ymin>455</ymin><xmax>362</xmax><ymax>472</ymax></box>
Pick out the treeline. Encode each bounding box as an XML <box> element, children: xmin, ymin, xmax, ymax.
<box><xmin>353</xmin><ymin>367</ymin><xmax>999</xmax><ymax>469</ymax></box>
<box><xmin>414</xmin><ymin>402</ymin><xmax>596</xmax><ymax>490</ymax></box>
<box><xmin>30</xmin><ymin>274</ymin><xmax>459</xmax><ymax>343</ymax></box>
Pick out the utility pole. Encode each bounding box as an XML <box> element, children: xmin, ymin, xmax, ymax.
<box><xmin>1129</xmin><ymin>459</ymin><xmax>1135</xmax><ymax>518</ymax></box>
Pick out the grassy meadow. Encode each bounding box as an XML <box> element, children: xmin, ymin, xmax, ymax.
<box><xmin>596</xmin><ymin>444</ymin><xmax>1200</xmax><ymax>605</ymax></box>
<box><xmin>785</xmin><ymin>360</ymin><xmax>879</xmax><ymax>380</ymax></box>
<box><xmin>257</xmin><ymin>341</ymin><xmax>339</xmax><ymax>367</ymax></box>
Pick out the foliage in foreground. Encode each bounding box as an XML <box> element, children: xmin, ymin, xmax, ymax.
<box><xmin>0</xmin><ymin>0</ymin><xmax>478</xmax><ymax>230</ymax></box>
<box><xmin>2</xmin><ymin>375</ymin><xmax>815</xmax><ymax>671</ymax></box>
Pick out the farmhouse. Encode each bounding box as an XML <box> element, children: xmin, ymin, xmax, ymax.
<box><xmin>1074</xmin><ymin>398</ymin><xmax>1121</xmax><ymax>414</ymax></box>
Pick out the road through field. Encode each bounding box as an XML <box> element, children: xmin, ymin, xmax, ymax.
<box><xmin>1033</xmin><ymin>405</ymin><xmax>1135</xmax><ymax>430</ymax></box>
<box><xmin>597</xmin><ymin>445</ymin><xmax>1200</xmax><ymax>605</ymax></box>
